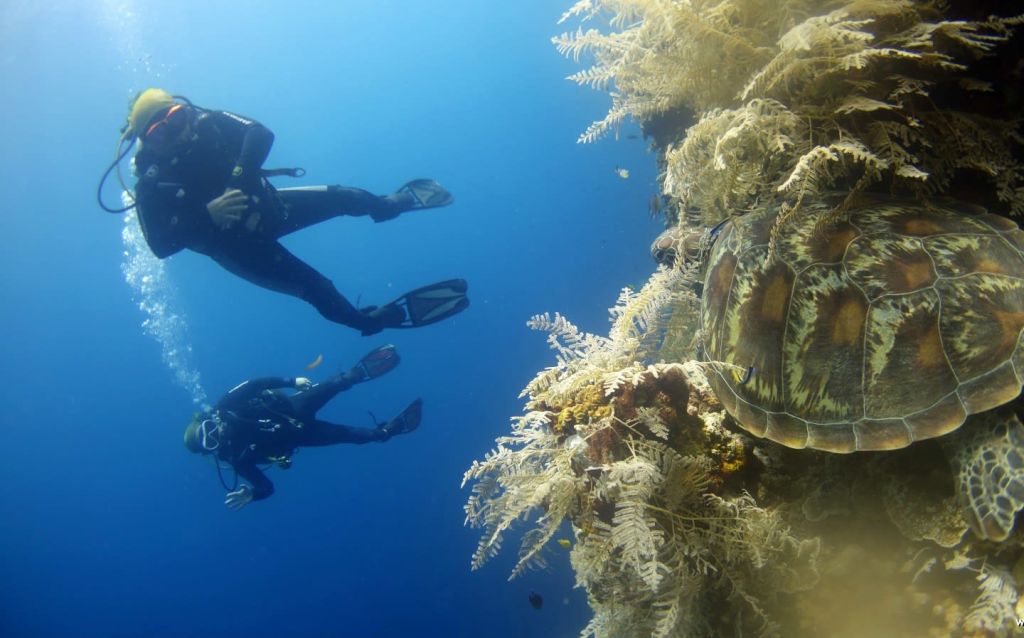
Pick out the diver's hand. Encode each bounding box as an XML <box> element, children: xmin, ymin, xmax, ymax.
<box><xmin>294</xmin><ymin>377</ymin><xmax>313</xmax><ymax>391</ymax></box>
<box><xmin>207</xmin><ymin>189</ymin><xmax>249</xmax><ymax>229</ymax></box>
<box><xmin>225</xmin><ymin>485</ymin><xmax>253</xmax><ymax>511</ymax></box>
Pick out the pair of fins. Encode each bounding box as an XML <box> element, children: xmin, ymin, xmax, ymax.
<box><xmin>364</xmin><ymin>179</ymin><xmax>468</xmax><ymax>335</ymax></box>
<box><xmin>351</xmin><ymin>178</ymin><xmax>459</xmax><ymax>432</ymax></box>
<box><xmin>346</xmin><ymin>344</ymin><xmax>421</xmax><ymax>436</ymax></box>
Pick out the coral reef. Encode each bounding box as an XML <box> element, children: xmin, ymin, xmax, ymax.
<box><xmin>464</xmin><ymin>272</ymin><xmax>821</xmax><ymax>637</ymax></box>
<box><xmin>465</xmin><ymin>1</ymin><xmax>1024</xmax><ymax>636</ymax></box>
<box><xmin>555</xmin><ymin>0</ymin><xmax>1024</xmax><ymax>225</ymax></box>
<box><xmin>464</xmin><ymin>272</ymin><xmax>1024</xmax><ymax>636</ymax></box>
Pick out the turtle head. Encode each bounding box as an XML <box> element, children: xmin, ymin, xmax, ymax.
<box><xmin>650</xmin><ymin>226</ymin><xmax>706</xmax><ymax>267</ymax></box>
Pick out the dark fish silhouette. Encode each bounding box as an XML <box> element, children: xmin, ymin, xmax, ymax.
<box><xmin>528</xmin><ymin>591</ymin><xmax>543</xmax><ymax>610</ymax></box>
<box><xmin>648</xmin><ymin>195</ymin><xmax>661</xmax><ymax>217</ymax></box>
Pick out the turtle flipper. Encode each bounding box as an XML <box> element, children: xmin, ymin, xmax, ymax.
<box><xmin>947</xmin><ymin>410</ymin><xmax>1024</xmax><ymax>542</ymax></box>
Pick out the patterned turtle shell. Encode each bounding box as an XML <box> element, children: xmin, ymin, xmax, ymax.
<box><xmin>700</xmin><ymin>195</ymin><xmax>1024</xmax><ymax>453</ymax></box>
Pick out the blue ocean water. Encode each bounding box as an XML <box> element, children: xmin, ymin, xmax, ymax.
<box><xmin>0</xmin><ymin>2</ymin><xmax>661</xmax><ymax>636</ymax></box>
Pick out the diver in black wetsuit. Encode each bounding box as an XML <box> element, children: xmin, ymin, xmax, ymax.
<box><xmin>183</xmin><ymin>345</ymin><xmax>420</xmax><ymax>510</ymax></box>
<box><xmin>102</xmin><ymin>88</ymin><xmax>468</xmax><ymax>335</ymax></box>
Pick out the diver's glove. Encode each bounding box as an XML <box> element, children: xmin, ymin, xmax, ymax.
<box><xmin>225</xmin><ymin>485</ymin><xmax>254</xmax><ymax>511</ymax></box>
<box><xmin>293</xmin><ymin>377</ymin><xmax>313</xmax><ymax>391</ymax></box>
<box><xmin>207</xmin><ymin>188</ymin><xmax>249</xmax><ymax>229</ymax></box>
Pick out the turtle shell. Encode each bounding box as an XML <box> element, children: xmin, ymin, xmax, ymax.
<box><xmin>700</xmin><ymin>196</ymin><xmax>1024</xmax><ymax>453</ymax></box>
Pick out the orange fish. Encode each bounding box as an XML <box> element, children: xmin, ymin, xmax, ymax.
<box><xmin>305</xmin><ymin>354</ymin><xmax>324</xmax><ymax>370</ymax></box>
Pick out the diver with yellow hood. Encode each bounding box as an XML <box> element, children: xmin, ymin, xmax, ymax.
<box><xmin>99</xmin><ymin>89</ymin><xmax>468</xmax><ymax>335</ymax></box>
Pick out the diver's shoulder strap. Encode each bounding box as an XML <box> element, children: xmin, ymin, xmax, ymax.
<box><xmin>261</xmin><ymin>167</ymin><xmax>306</xmax><ymax>178</ymax></box>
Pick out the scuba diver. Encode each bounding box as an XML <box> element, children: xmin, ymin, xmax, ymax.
<box><xmin>183</xmin><ymin>344</ymin><xmax>420</xmax><ymax>510</ymax></box>
<box><xmin>98</xmin><ymin>88</ymin><xmax>469</xmax><ymax>335</ymax></box>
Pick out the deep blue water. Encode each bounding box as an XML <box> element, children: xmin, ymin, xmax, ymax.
<box><xmin>0</xmin><ymin>2</ymin><xmax>660</xmax><ymax>636</ymax></box>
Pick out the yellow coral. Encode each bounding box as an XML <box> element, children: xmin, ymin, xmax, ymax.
<box><xmin>558</xmin><ymin>0</ymin><xmax>1024</xmax><ymax>221</ymax></box>
<box><xmin>464</xmin><ymin>272</ymin><xmax>819</xmax><ymax>636</ymax></box>
<box><xmin>554</xmin><ymin>383</ymin><xmax>611</xmax><ymax>434</ymax></box>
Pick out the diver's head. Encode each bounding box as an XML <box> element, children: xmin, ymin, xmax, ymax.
<box><xmin>183</xmin><ymin>412</ymin><xmax>220</xmax><ymax>455</ymax></box>
<box><xmin>183</xmin><ymin>414</ymin><xmax>204</xmax><ymax>454</ymax></box>
<box><xmin>127</xmin><ymin>88</ymin><xmax>192</xmax><ymax>151</ymax></box>
<box><xmin>98</xmin><ymin>89</ymin><xmax>193</xmax><ymax>214</ymax></box>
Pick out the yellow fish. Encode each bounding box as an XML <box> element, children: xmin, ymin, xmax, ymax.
<box><xmin>557</xmin><ymin>539</ymin><xmax>571</xmax><ymax>549</ymax></box>
<box><xmin>305</xmin><ymin>354</ymin><xmax>324</xmax><ymax>370</ymax></box>
<box><xmin>615</xmin><ymin>167</ymin><xmax>630</xmax><ymax>179</ymax></box>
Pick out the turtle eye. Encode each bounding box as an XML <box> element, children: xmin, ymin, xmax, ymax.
<box><xmin>651</xmin><ymin>234</ymin><xmax>680</xmax><ymax>265</ymax></box>
<box><xmin>652</xmin><ymin>246</ymin><xmax>677</xmax><ymax>266</ymax></box>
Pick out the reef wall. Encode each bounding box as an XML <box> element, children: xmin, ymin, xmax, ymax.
<box><xmin>465</xmin><ymin>2</ymin><xmax>1024</xmax><ymax>636</ymax></box>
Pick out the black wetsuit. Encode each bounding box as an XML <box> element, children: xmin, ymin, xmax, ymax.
<box><xmin>132</xmin><ymin>108</ymin><xmax>405</xmax><ymax>333</ymax></box>
<box><xmin>208</xmin><ymin>376</ymin><xmax>387</xmax><ymax>501</ymax></box>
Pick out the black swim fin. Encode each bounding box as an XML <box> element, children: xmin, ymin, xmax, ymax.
<box><xmin>373</xmin><ymin>179</ymin><xmax>454</xmax><ymax>223</ymax></box>
<box><xmin>396</xmin><ymin>179</ymin><xmax>453</xmax><ymax>210</ymax></box>
<box><xmin>380</xmin><ymin>398</ymin><xmax>422</xmax><ymax>437</ymax></box>
<box><xmin>367</xmin><ymin>279</ymin><xmax>469</xmax><ymax>333</ymax></box>
<box><xmin>345</xmin><ymin>344</ymin><xmax>401</xmax><ymax>383</ymax></box>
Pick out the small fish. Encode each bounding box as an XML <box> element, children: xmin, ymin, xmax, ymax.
<box><xmin>528</xmin><ymin>591</ymin><xmax>543</xmax><ymax>610</ymax></box>
<box><xmin>615</xmin><ymin>166</ymin><xmax>630</xmax><ymax>179</ymax></box>
<box><xmin>648</xmin><ymin>195</ymin><xmax>662</xmax><ymax>217</ymax></box>
<box><xmin>305</xmin><ymin>354</ymin><xmax>324</xmax><ymax>370</ymax></box>
<box><xmin>557</xmin><ymin>538</ymin><xmax>571</xmax><ymax>549</ymax></box>
<box><xmin>626</xmin><ymin>133</ymin><xmax>639</xmax><ymax>139</ymax></box>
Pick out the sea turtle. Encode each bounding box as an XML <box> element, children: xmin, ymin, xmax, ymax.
<box><xmin>685</xmin><ymin>194</ymin><xmax>1024</xmax><ymax>539</ymax></box>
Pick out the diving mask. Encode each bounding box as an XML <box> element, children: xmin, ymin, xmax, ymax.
<box><xmin>143</xmin><ymin>104</ymin><xmax>188</xmax><ymax>146</ymax></box>
<box><xmin>197</xmin><ymin>416</ymin><xmax>223</xmax><ymax>452</ymax></box>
